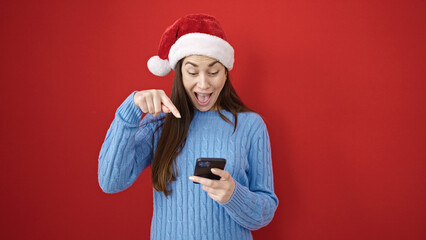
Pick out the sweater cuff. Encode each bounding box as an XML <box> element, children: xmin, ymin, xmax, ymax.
<box><xmin>115</xmin><ymin>91</ymin><xmax>143</xmax><ymax>125</ymax></box>
<box><xmin>219</xmin><ymin>180</ymin><xmax>250</xmax><ymax>211</ymax></box>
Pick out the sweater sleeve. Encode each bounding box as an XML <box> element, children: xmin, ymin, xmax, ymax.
<box><xmin>98</xmin><ymin>91</ymin><xmax>156</xmax><ymax>193</ymax></box>
<box><xmin>219</xmin><ymin>117</ymin><xmax>279</xmax><ymax>230</ymax></box>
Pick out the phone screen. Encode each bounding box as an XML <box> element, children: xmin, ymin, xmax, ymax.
<box><xmin>193</xmin><ymin>158</ymin><xmax>226</xmax><ymax>183</ymax></box>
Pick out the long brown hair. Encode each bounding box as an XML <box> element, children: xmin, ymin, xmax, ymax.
<box><xmin>150</xmin><ymin>58</ymin><xmax>253</xmax><ymax>197</ymax></box>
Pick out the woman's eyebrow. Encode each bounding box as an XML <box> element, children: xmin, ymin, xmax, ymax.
<box><xmin>208</xmin><ymin>61</ymin><xmax>219</xmax><ymax>67</ymax></box>
<box><xmin>184</xmin><ymin>60</ymin><xmax>219</xmax><ymax>67</ymax></box>
<box><xmin>185</xmin><ymin>61</ymin><xmax>198</xmax><ymax>67</ymax></box>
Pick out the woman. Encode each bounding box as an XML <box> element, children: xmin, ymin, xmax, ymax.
<box><xmin>98</xmin><ymin>14</ymin><xmax>278</xmax><ymax>240</ymax></box>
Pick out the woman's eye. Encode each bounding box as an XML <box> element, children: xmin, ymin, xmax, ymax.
<box><xmin>188</xmin><ymin>72</ymin><xmax>197</xmax><ymax>76</ymax></box>
<box><xmin>209</xmin><ymin>71</ymin><xmax>219</xmax><ymax>76</ymax></box>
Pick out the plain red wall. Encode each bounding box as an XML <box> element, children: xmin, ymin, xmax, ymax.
<box><xmin>1</xmin><ymin>0</ymin><xmax>425</xmax><ymax>239</ymax></box>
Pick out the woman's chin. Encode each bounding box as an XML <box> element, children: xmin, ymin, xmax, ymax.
<box><xmin>195</xmin><ymin>105</ymin><xmax>214</xmax><ymax>111</ymax></box>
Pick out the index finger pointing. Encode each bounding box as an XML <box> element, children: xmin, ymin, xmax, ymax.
<box><xmin>161</xmin><ymin>95</ymin><xmax>181</xmax><ymax>118</ymax></box>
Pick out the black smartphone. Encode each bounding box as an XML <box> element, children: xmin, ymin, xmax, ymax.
<box><xmin>193</xmin><ymin>158</ymin><xmax>226</xmax><ymax>184</ymax></box>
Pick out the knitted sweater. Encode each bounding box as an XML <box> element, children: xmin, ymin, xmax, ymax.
<box><xmin>98</xmin><ymin>91</ymin><xmax>278</xmax><ymax>240</ymax></box>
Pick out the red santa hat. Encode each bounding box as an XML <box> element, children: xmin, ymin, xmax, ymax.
<box><xmin>147</xmin><ymin>14</ymin><xmax>234</xmax><ymax>76</ymax></box>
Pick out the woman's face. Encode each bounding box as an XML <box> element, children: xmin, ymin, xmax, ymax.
<box><xmin>181</xmin><ymin>55</ymin><xmax>227</xmax><ymax>111</ymax></box>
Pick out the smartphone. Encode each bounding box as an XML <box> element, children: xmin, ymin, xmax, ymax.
<box><xmin>193</xmin><ymin>158</ymin><xmax>226</xmax><ymax>184</ymax></box>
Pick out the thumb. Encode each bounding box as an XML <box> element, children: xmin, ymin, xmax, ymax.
<box><xmin>162</xmin><ymin>104</ymin><xmax>170</xmax><ymax>113</ymax></box>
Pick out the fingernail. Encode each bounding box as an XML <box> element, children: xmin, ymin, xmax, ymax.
<box><xmin>177</xmin><ymin>112</ymin><xmax>181</xmax><ymax>118</ymax></box>
<box><xmin>189</xmin><ymin>176</ymin><xmax>194</xmax><ymax>180</ymax></box>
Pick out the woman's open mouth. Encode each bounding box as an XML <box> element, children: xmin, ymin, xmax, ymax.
<box><xmin>195</xmin><ymin>92</ymin><xmax>213</xmax><ymax>106</ymax></box>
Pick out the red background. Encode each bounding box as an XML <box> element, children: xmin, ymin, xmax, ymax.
<box><xmin>1</xmin><ymin>0</ymin><xmax>425</xmax><ymax>239</ymax></box>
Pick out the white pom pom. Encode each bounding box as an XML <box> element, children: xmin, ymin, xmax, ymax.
<box><xmin>147</xmin><ymin>56</ymin><xmax>171</xmax><ymax>76</ymax></box>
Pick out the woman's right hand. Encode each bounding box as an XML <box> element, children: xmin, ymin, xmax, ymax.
<box><xmin>133</xmin><ymin>90</ymin><xmax>181</xmax><ymax>118</ymax></box>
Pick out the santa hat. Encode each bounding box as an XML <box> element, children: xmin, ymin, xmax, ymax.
<box><xmin>147</xmin><ymin>14</ymin><xmax>234</xmax><ymax>76</ymax></box>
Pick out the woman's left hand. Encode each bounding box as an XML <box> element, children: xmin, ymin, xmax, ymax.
<box><xmin>189</xmin><ymin>168</ymin><xmax>236</xmax><ymax>203</ymax></box>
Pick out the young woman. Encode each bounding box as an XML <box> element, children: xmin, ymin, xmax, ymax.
<box><xmin>98</xmin><ymin>14</ymin><xmax>278</xmax><ymax>240</ymax></box>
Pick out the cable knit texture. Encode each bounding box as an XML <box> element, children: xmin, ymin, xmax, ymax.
<box><xmin>98</xmin><ymin>91</ymin><xmax>278</xmax><ymax>240</ymax></box>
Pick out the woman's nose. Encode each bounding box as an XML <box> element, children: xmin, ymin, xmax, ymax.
<box><xmin>197</xmin><ymin>74</ymin><xmax>210</xmax><ymax>89</ymax></box>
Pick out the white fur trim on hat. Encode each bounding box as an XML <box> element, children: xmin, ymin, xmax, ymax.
<box><xmin>147</xmin><ymin>56</ymin><xmax>172</xmax><ymax>76</ymax></box>
<box><xmin>168</xmin><ymin>33</ymin><xmax>234</xmax><ymax>70</ymax></box>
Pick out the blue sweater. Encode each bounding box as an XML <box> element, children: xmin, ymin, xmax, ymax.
<box><xmin>98</xmin><ymin>91</ymin><xmax>278</xmax><ymax>240</ymax></box>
